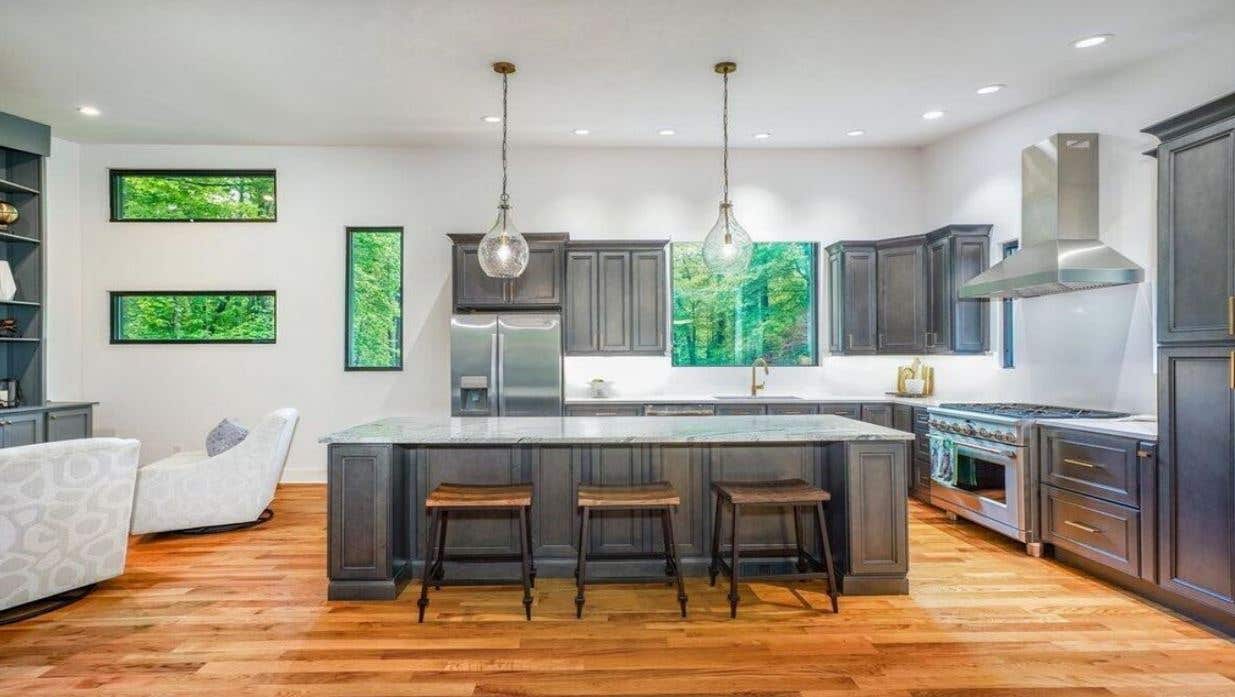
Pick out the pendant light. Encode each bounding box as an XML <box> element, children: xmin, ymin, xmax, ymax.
<box><xmin>701</xmin><ymin>61</ymin><xmax>753</xmax><ymax>274</ymax></box>
<box><xmin>477</xmin><ymin>61</ymin><xmax>529</xmax><ymax>278</ymax></box>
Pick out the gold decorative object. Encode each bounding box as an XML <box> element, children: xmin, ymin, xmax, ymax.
<box><xmin>891</xmin><ymin>357</ymin><xmax>934</xmax><ymax>397</ymax></box>
<box><xmin>0</xmin><ymin>201</ymin><xmax>17</xmax><ymax>230</ymax></box>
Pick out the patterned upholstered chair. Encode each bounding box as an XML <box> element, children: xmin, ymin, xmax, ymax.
<box><xmin>129</xmin><ymin>408</ymin><xmax>298</xmax><ymax>535</ymax></box>
<box><xmin>0</xmin><ymin>438</ymin><xmax>142</xmax><ymax>622</ymax></box>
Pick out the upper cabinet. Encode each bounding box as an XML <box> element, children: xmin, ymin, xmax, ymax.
<box><xmin>1144</xmin><ymin>96</ymin><xmax>1235</xmax><ymax>345</ymax></box>
<box><xmin>563</xmin><ymin>241</ymin><xmax>667</xmax><ymax>356</ymax></box>
<box><xmin>449</xmin><ymin>233</ymin><xmax>567</xmax><ymax>310</ymax></box>
<box><xmin>828</xmin><ymin>225</ymin><xmax>990</xmax><ymax>356</ymax></box>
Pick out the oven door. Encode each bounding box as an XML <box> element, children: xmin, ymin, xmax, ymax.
<box><xmin>930</xmin><ymin>435</ymin><xmax>1026</xmax><ymax>539</ymax></box>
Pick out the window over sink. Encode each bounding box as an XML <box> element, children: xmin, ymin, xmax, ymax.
<box><xmin>671</xmin><ymin>242</ymin><xmax>817</xmax><ymax>367</ymax></box>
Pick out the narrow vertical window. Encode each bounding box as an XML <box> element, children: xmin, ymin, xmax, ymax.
<box><xmin>1001</xmin><ymin>241</ymin><xmax>1019</xmax><ymax>368</ymax></box>
<box><xmin>346</xmin><ymin>227</ymin><xmax>403</xmax><ymax>370</ymax></box>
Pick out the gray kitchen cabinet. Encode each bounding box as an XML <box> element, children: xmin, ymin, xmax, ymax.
<box><xmin>1</xmin><ymin>411</ymin><xmax>43</xmax><ymax>448</ymax></box>
<box><xmin>46</xmin><ymin>407</ymin><xmax>92</xmax><ymax>442</ymax></box>
<box><xmin>715</xmin><ymin>404</ymin><xmax>765</xmax><ymax>415</ymax></box>
<box><xmin>1144</xmin><ymin>103</ymin><xmax>1235</xmax><ymax>345</ymax></box>
<box><xmin>819</xmin><ymin>403</ymin><xmax>862</xmax><ymax>419</ymax></box>
<box><xmin>564</xmin><ymin>404</ymin><xmax>643</xmax><ymax>417</ymax></box>
<box><xmin>892</xmin><ymin>404</ymin><xmax>913</xmax><ymax>432</ymax></box>
<box><xmin>910</xmin><ymin>408</ymin><xmax>932</xmax><ymax>501</ymax></box>
<box><xmin>766</xmin><ymin>403</ymin><xmax>819</xmax><ymax>415</ymax></box>
<box><xmin>923</xmin><ymin>225</ymin><xmax>992</xmax><ymax>353</ymax></box>
<box><xmin>924</xmin><ymin>236</ymin><xmax>951</xmax><ymax>354</ymax></box>
<box><xmin>826</xmin><ymin>242</ymin><xmax>878</xmax><ymax>354</ymax></box>
<box><xmin>860</xmin><ymin>403</ymin><xmax>894</xmax><ymax>427</ymax></box>
<box><xmin>448</xmin><ymin>233</ymin><xmax>567</xmax><ymax>310</ymax></box>
<box><xmin>563</xmin><ymin>241</ymin><xmax>667</xmax><ymax>356</ymax></box>
<box><xmin>876</xmin><ymin>238</ymin><xmax>926</xmax><ymax>353</ymax></box>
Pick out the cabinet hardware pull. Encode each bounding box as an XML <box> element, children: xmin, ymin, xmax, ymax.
<box><xmin>1136</xmin><ymin>449</ymin><xmax>1153</xmax><ymax>458</ymax></box>
<box><xmin>595</xmin><ymin>411</ymin><xmax>619</xmax><ymax>416</ymax></box>
<box><xmin>1229</xmin><ymin>296</ymin><xmax>1234</xmax><ymax>336</ymax></box>
<box><xmin>847</xmin><ymin>334</ymin><xmax>853</xmax><ymax>349</ymax></box>
<box><xmin>1064</xmin><ymin>520</ymin><xmax>1100</xmax><ymax>534</ymax></box>
<box><xmin>1230</xmin><ymin>350</ymin><xmax>1234</xmax><ymax>391</ymax></box>
<box><xmin>1063</xmin><ymin>458</ymin><xmax>1100</xmax><ymax>469</ymax></box>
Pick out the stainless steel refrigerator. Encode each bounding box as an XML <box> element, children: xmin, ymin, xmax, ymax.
<box><xmin>450</xmin><ymin>313</ymin><xmax>563</xmax><ymax>416</ymax></box>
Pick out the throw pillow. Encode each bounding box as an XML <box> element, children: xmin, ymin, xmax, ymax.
<box><xmin>206</xmin><ymin>418</ymin><xmax>249</xmax><ymax>457</ymax></box>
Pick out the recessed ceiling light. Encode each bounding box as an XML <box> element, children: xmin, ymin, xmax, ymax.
<box><xmin>1073</xmin><ymin>34</ymin><xmax>1112</xmax><ymax>48</ymax></box>
<box><xmin>753</xmin><ymin>132</ymin><xmax>771</xmax><ymax>140</ymax></box>
<box><xmin>481</xmin><ymin>115</ymin><xmax>502</xmax><ymax>123</ymax></box>
<box><xmin>572</xmin><ymin>129</ymin><xmax>590</xmax><ymax>136</ymax></box>
<box><xmin>976</xmin><ymin>84</ymin><xmax>1005</xmax><ymax>95</ymax></box>
<box><xmin>846</xmin><ymin>129</ymin><xmax>866</xmax><ymax>137</ymax></box>
<box><xmin>922</xmin><ymin>110</ymin><xmax>945</xmax><ymax>120</ymax></box>
<box><xmin>658</xmin><ymin>128</ymin><xmax>676</xmax><ymax>136</ymax></box>
<box><xmin>77</xmin><ymin>105</ymin><xmax>100</xmax><ymax>116</ymax></box>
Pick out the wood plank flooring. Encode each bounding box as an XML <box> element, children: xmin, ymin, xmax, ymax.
<box><xmin>3</xmin><ymin>484</ymin><xmax>1234</xmax><ymax>696</ymax></box>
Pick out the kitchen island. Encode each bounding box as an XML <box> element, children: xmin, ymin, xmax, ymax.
<box><xmin>321</xmin><ymin>415</ymin><xmax>914</xmax><ymax>600</ymax></box>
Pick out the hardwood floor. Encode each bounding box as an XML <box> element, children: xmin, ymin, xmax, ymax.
<box><xmin>3</xmin><ymin>484</ymin><xmax>1234</xmax><ymax>696</ymax></box>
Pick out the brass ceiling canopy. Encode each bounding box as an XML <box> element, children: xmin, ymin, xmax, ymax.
<box><xmin>492</xmin><ymin>61</ymin><xmax>517</xmax><ymax>75</ymax></box>
<box><xmin>714</xmin><ymin>61</ymin><xmax>737</xmax><ymax>74</ymax></box>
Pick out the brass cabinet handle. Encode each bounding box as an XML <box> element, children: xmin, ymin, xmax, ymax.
<box><xmin>847</xmin><ymin>334</ymin><xmax>853</xmax><ymax>349</ymax></box>
<box><xmin>1230</xmin><ymin>350</ymin><xmax>1234</xmax><ymax>391</ymax></box>
<box><xmin>1136</xmin><ymin>449</ymin><xmax>1153</xmax><ymax>458</ymax></box>
<box><xmin>1228</xmin><ymin>296</ymin><xmax>1234</xmax><ymax>336</ymax></box>
<box><xmin>1064</xmin><ymin>520</ymin><xmax>1100</xmax><ymax>534</ymax></box>
<box><xmin>1063</xmin><ymin>458</ymin><xmax>1101</xmax><ymax>469</ymax></box>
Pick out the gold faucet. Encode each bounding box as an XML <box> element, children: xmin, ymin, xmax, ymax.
<box><xmin>750</xmin><ymin>357</ymin><xmax>769</xmax><ymax>397</ymax></box>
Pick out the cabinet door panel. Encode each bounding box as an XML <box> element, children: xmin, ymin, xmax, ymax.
<box><xmin>952</xmin><ymin>235</ymin><xmax>990</xmax><ymax>352</ymax></box>
<box><xmin>630</xmin><ymin>250</ymin><xmax>665</xmax><ymax>353</ymax></box>
<box><xmin>924</xmin><ymin>237</ymin><xmax>951</xmax><ymax>352</ymax></box>
<box><xmin>844</xmin><ymin>250</ymin><xmax>878</xmax><ymax>353</ymax></box>
<box><xmin>715</xmin><ymin>404</ymin><xmax>765</xmax><ymax>415</ymax></box>
<box><xmin>709</xmin><ymin>445</ymin><xmax>817</xmax><ymax>553</ymax></box>
<box><xmin>767</xmin><ymin>403</ymin><xmax>819</xmax><ymax>415</ymax></box>
<box><xmin>509</xmin><ymin>244</ymin><xmax>562</xmax><ymax>306</ymax></box>
<box><xmin>422</xmin><ymin>447</ymin><xmax>520</xmax><ymax>556</ymax></box>
<box><xmin>2</xmin><ymin>412</ymin><xmax>43</xmax><ymax>448</ymax></box>
<box><xmin>877</xmin><ymin>243</ymin><xmax>926</xmax><ymax>353</ymax></box>
<box><xmin>532</xmin><ymin>446</ymin><xmax>578</xmax><ymax>558</ymax></box>
<box><xmin>828</xmin><ymin>251</ymin><xmax>844</xmax><ymax>353</ymax></box>
<box><xmin>860</xmin><ymin>403</ymin><xmax>893</xmax><ymax>427</ymax></box>
<box><xmin>597</xmin><ymin>252</ymin><xmax>631</xmax><ymax>352</ymax></box>
<box><xmin>454</xmin><ymin>245</ymin><xmax>508</xmax><ymax>307</ymax></box>
<box><xmin>564</xmin><ymin>251</ymin><xmax>598</xmax><ymax>353</ymax></box>
<box><xmin>1158</xmin><ymin>347</ymin><xmax>1235</xmax><ymax>614</ymax></box>
<box><xmin>1158</xmin><ymin>124</ymin><xmax>1235</xmax><ymax>344</ymax></box>
<box><xmin>584</xmin><ymin>446</ymin><xmax>647</xmax><ymax>554</ymax></box>
<box><xmin>650</xmin><ymin>445</ymin><xmax>705</xmax><ymax>556</ymax></box>
<box><xmin>46</xmin><ymin>408</ymin><xmax>92</xmax><ymax>442</ymax></box>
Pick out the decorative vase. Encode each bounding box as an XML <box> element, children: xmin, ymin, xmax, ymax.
<box><xmin>0</xmin><ymin>261</ymin><xmax>17</xmax><ymax>301</ymax></box>
<box><xmin>0</xmin><ymin>201</ymin><xmax>17</xmax><ymax>231</ymax></box>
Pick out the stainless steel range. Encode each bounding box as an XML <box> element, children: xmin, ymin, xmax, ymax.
<box><xmin>926</xmin><ymin>402</ymin><xmax>1128</xmax><ymax>556</ymax></box>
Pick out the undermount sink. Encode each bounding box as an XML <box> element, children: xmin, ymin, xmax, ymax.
<box><xmin>712</xmin><ymin>394</ymin><xmax>803</xmax><ymax>400</ymax></box>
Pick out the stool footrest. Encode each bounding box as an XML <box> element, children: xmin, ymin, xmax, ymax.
<box><xmin>436</xmin><ymin>553</ymin><xmax>525</xmax><ymax>564</ymax></box>
<box><xmin>425</xmin><ymin>577</ymin><xmax>529</xmax><ymax>588</ymax></box>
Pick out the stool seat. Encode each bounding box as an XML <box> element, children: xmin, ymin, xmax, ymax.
<box><xmin>712</xmin><ymin>478</ymin><xmax>831</xmax><ymax>504</ymax></box>
<box><xmin>426</xmin><ymin>482</ymin><xmax>532</xmax><ymax>508</ymax></box>
<box><xmin>578</xmin><ymin>481</ymin><xmax>680</xmax><ymax>508</ymax></box>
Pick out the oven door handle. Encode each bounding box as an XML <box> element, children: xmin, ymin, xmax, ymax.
<box><xmin>956</xmin><ymin>441</ymin><xmax>1017</xmax><ymax>460</ymax></box>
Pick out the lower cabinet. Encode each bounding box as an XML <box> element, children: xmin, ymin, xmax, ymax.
<box><xmin>860</xmin><ymin>403</ymin><xmax>893</xmax><ymax>427</ymax></box>
<box><xmin>1</xmin><ymin>412</ymin><xmax>43</xmax><ymax>448</ymax></box>
<box><xmin>46</xmin><ymin>407</ymin><xmax>92</xmax><ymax>442</ymax></box>
<box><xmin>565</xmin><ymin>404</ymin><xmax>643</xmax><ymax>417</ymax></box>
<box><xmin>910</xmin><ymin>408</ymin><xmax>931</xmax><ymax>501</ymax></box>
<box><xmin>0</xmin><ymin>406</ymin><xmax>93</xmax><ymax>448</ymax></box>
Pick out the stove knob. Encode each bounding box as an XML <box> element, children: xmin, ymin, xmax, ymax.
<box><xmin>979</xmin><ymin>428</ymin><xmax>991</xmax><ymax>438</ymax></box>
<box><xmin>929</xmin><ymin>420</ymin><xmax>940</xmax><ymax>428</ymax></box>
<box><xmin>1001</xmin><ymin>432</ymin><xmax>1016</xmax><ymax>443</ymax></box>
<box><xmin>964</xmin><ymin>424</ymin><xmax>976</xmax><ymax>435</ymax></box>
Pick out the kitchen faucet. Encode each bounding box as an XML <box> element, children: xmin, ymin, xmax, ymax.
<box><xmin>750</xmin><ymin>357</ymin><xmax>769</xmax><ymax>397</ymax></box>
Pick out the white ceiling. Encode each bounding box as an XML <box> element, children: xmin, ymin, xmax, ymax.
<box><xmin>2</xmin><ymin>0</ymin><xmax>1233</xmax><ymax>148</ymax></box>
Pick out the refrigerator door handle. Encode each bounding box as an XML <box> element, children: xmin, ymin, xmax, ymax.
<box><xmin>496</xmin><ymin>332</ymin><xmax>505</xmax><ymax>416</ymax></box>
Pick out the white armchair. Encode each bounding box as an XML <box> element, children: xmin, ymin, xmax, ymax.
<box><xmin>129</xmin><ymin>408</ymin><xmax>299</xmax><ymax>535</ymax></box>
<box><xmin>0</xmin><ymin>438</ymin><xmax>141</xmax><ymax>617</ymax></box>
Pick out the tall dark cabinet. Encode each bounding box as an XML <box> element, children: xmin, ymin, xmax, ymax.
<box><xmin>1144</xmin><ymin>92</ymin><xmax>1235</xmax><ymax>630</ymax></box>
<box><xmin>563</xmin><ymin>241</ymin><xmax>667</xmax><ymax>356</ymax></box>
<box><xmin>876</xmin><ymin>237</ymin><xmax>926</xmax><ymax>353</ymax></box>
<box><xmin>827</xmin><ymin>242</ymin><xmax>877</xmax><ymax>354</ymax></box>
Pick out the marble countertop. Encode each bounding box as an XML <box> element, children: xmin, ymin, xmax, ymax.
<box><xmin>321</xmin><ymin>414</ymin><xmax>917</xmax><ymax>445</ymax></box>
<box><xmin>1036</xmin><ymin>416</ymin><xmax>1158</xmax><ymax>440</ymax></box>
<box><xmin>566</xmin><ymin>394</ymin><xmax>944</xmax><ymax>407</ymax></box>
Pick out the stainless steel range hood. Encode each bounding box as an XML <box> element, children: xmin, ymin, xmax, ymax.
<box><xmin>959</xmin><ymin>133</ymin><xmax>1144</xmax><ymax>299</ymax></box>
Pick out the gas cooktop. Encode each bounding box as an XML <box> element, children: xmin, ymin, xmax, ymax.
<box><xmin>936</xmin><ymin>402</ymin><xmax>1130</xmax><ymax>420</ymax></box>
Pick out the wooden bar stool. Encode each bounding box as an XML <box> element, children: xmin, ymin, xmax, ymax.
<box><xmin>709</xmin><ymin>478</ymin><xmax>838</xmax><ymax>618</ymax></box>
<box><xmin>574</xmin><ymin>482</ymin><xmax>687</xmax><ymax>619</ymax></box>
<box><xmin>417</xmin><ymin>482</ymin><xmax>535</xmax><ymax>622</ymax></box>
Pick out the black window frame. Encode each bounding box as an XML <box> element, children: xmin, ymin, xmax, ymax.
<box><xmin>1001</xmin><ymin>241</ymin><xmax>1019</xmax><ymax>368</ymax></box>
<box><xmin>108</xmin><ymin>169</ymin><xmax>278</xmax><ymax>223</ymax></box>
<box><xmin>109</xmin><ymin>290</ymin><xmax>278</xmax><ymax>345</ymax></box>
<box><xmin>345</xmin><ymin>226</ymin><xmax>404</xmax><ymax>371</ymax></box>
<box><xmin>669</xmin><ymin>241</ymin><xmax>820</xmax><ymax>368</ymax></box>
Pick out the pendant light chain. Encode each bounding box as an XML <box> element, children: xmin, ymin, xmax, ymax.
<box><xmin>722</xmin><ymin>70</ymin><xmax>729</xmax><ymax>205</ymax></box>
<box><xmin>500</xmin><ymin>70</ymin><xmax>510</xmax><ymax>206</ymax></box>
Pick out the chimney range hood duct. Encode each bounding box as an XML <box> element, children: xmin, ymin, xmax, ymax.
<box><xmin>959</xmin><ymin>133</ymin><xmax>1144</xmax><ymax>299</ymax></box>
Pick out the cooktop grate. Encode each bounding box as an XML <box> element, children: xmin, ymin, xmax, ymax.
<box><xmin>937</xmin><ymin>402</ymin><xmax>1130</xmax><ymax>419</ymax></box>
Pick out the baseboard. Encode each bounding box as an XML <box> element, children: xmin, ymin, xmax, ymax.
<box><xmin>281</xmin><ymin>467</ymin><xmax>325</xmax><ymax>484</ymax></box>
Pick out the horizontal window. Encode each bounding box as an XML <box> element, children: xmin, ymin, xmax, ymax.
<box><xmin>109</xmin><ymin>169</ymin><xmax>277</xmax><ymax>222</ymax></box>
<box><xmin>110</xmin><ymin>291</ymin><xmax>276</xmax><ymax>344</ymax></box>
<box><xmin>671</xmin><ymin>242</ymin><xmax>818</xmax><ymax>367</ymax></box>
<box><xmin>346</xmin><ymin>227</ymin><xmax>403</xmax><ymax>370</ymax></box>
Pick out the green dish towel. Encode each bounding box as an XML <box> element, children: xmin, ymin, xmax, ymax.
<box><xmin>929</xmin><ymin>434</ymin><xmax>957</xmax><ymax>486</ymax></box>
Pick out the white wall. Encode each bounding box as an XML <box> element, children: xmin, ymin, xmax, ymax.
<box><xmin>44</xmin><ymin>136</ymin><xmax>83</xmax><ymax>400</ymax></box>
<box><xmin>72</xmin><ymin>145</ymin><xmax>923</xmax><ymax>480</ymax></box>
<box><xmin>922</xmin><ymin>31</ymin><xmax>1235</xmax><ymax>416</ymax></box>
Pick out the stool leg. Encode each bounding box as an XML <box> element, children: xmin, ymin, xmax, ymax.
<box><xmin>574</xmin><ymin>506</ymin><xmax>590</xmax><ymax>619</ymax></box>
<box><xmin>814</xmin><ymin>502</ymin><xmax>839</xmax><ymax>613</ymax></box>
<box><xmin>708</xmin><ymin>492</ymin><xmax>723</xmax><ymax>587</ymax></box>
<box><xmin>417</xmin><ymin>509</ymin><xmax>442</xmax><ymax>623</ymax></box>
<box><xmin>729</xmin><ymin>502</ymin><xmax>741</xmax><ymax>619</ymax></box>
<box><xmin>432</xmin><ymin>510</ymin><xmax>449</xmax><ymax>589</ymax></box>
<box><xmin>662</xmin><ymin>508</ymin><xmax>687</xmax><ymax>618</ymax></box>
<box><xmin>659</xmin><ymin>508</ymin><xmax>675</xmax><ymax>582</ymax></box>
<box><xmin>517</xmin><ymin>507</ymin><xmax>533</xmax><ymax>621</ymax></box>
<box><xmin>791</xmin><ymin>505</ymin><xmax>809</xmax><ymax>574</ymax></box>
<box><xmin>524</xmin><ymin>505</ymin><xmax>537</xmax><ymax>588</ymax></box>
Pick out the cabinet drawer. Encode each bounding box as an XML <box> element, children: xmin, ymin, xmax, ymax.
<box><xmin>819</xmin><ymin>403</ymin><xmax>861</xmax><ymax>419</ymax></box>
<box><xmin>715</xmin><ymin>404</ymin><xmax>765</xmax><ymax>416</ymax></box>
<box><xmin>643</xmin><ymin>404</ymin><xmax>715</xmax><ymax>416</ymax></box>
<box><xmin>1040</xmin><ymin>426</ymin><xmax>1140</xmax><ymax>507</ymax></box>
<box><xmin>1042</xmin><ymin>485</ymin><xmax>1140</xmax><ymax>578</ymax></box>
<box><xmin>767</xmin><ymin>403</ymin><xmax>819</xmax><ymax>415</ymax></box>
<box><xmin>565</xmin><ymin>405</ymin><xmax>642</xmax><ymax>417</ymax></box>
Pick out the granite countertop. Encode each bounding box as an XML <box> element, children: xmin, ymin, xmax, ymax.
<box><xmin>566</xmin><ymin>394</ymin><xmax>944</xmax><ymax>407</ymax></box>
<box><xmin>1036</xmin><ymin>416</ymin><xmax>1158</xmax><ymax>440</ymax></box>
<box><xmin>321</xmin><ymin>414</ymin><xmax>917</xmax><ymax>445</ymax></box>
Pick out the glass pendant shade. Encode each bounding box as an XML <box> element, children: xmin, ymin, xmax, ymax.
<box><xmin>477</xmin><ymin>204</ymin><xmax>529</xmax><ymax>278</ymax></box>
<box><xmin>701</xmin><ymin>202</ymin><xmax>753</xmax><ymax>274</ymax></box>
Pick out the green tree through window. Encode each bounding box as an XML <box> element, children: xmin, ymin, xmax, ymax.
<box><xmin>110</xmin><ymin>170</ymin><xmax>276</xmax><ymax>221</ymax></box>
<box><xmin>672</xmin><ymin>242</ymin><xmax>817</xmax><ymax>366</ymax></box>
<box><xmin>111</xmin><ymin>292</ymin><xmax>276</xmax><ymax>343</ymax></box>
<box><xmin>346</xmin><ymin>228</ymin><xmax>403</xmax><ymax>370</ymax></box>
